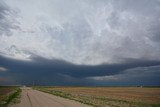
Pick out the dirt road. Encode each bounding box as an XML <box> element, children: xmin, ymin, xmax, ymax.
<box><xmin>10</xmin><ymin>87</ymin><xmax>90</xmax><ymax>107</ymax></box>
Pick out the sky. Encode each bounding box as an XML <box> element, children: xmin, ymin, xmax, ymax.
<box><xmin>0</xmin><ymin>0</ymin><xmax>160</xmax><ymax>86</ymax></box>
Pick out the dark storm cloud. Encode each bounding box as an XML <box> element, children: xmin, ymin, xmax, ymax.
<box><xmin>0</xmin><ymin>0</ymin><xmax>160</xmax><ymax>86</ymax></box>
<box><xmin>89</xmin><ymin>65</ymin><xmax>160</xmax><ymax>86</ymax></box>
<box><xmin>0</xmin><ymin>55</ymin><xmax>160</xmax><ymax>85</ymax></box>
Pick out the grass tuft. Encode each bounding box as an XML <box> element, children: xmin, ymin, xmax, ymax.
<box><xmin>0</xmin><ymin>88</ymin><xmax>21</xmax><ymax>107</ymax></box>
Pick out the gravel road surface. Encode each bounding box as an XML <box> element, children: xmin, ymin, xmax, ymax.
<box><xmin>10</xmin><ymin>87</ymin><xmax>90</xmax><ymax>107</ymax></box>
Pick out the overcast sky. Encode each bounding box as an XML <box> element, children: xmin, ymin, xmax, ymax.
<box><xmin>0</xmin><ymin>0</ymin><xmax>160</xmax><ymax>86</ymax></box>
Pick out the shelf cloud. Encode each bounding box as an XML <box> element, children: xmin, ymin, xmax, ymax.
<box><xmin>0</xmin><ymin>0</ymin><xmax>160</xmax><ymax>85</ymax></box>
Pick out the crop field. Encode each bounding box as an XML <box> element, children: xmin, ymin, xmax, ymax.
<box><xmin>35</xmin><ymin>87</ymin><xmax>160</xmax><ymax>107</ymax></box>
<box><xmin>0</xmin><ymin>86</ymin><xmax>21</xmax><ymax>106</ymax></box>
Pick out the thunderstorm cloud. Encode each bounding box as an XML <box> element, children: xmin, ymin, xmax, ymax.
<box><xmin>0</xmin><ymin>0</ymin><xmax>160</xmax><ymax>85</ymax></box>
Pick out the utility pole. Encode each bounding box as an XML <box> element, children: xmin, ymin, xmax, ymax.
<box><xmin>33</xmin><ymin>81</ymin><xmax>35</xmax><ymax>87</ymax></box>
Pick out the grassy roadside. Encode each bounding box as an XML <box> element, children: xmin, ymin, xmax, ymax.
<box><xmin>34</xmin><ymin>87</ymin><xmax>160</xmax><ymax>107</ymax></box>
<box><xmin>34</xmin><ymin>87</ymin><xmax>95</xmax><ymax>106</ymax></box>
<box><xmin>0</xmin><ymin>87</ymin><xmax>21</xmax><ymax>107</ymax></box>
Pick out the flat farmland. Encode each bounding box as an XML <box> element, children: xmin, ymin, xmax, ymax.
<box><xmin>35</xmin><ymin>87</ymin><xmax>160</xmax><ymax>107</ymax></box>
<box><xmin>0</xmin><ymin>86</ymin><xmax>16</xmax><ymax>101</ymax></box>
<box><xmin>0</xmin><ymin>86</ymin><xmax>21</xmax><ymax>106</ymax></box>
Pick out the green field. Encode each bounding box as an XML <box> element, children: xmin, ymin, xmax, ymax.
<box><xmin>0</xmin><ymin>86</ymin><xmax>21</xmax><ymax>107</ymax></box>
<box><xmin>35</xmin><ymin>86</ymin><xmax>160</xmax><ymax>107</ymax></box>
